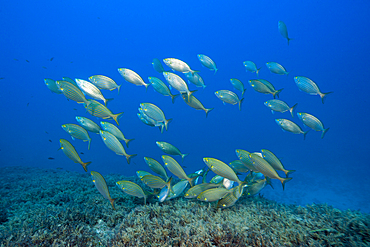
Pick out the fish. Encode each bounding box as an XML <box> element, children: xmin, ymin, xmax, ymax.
<box><xmin>117</xmin><ymin>68</ymin><xmax>150</xmax><ymax>90</ymax></box>
<box><xmin>203</xmin><ymin>157</ymin><xmax>243</xmax><ymax>185</ymax></box>
<box><xmin>59</xmin><ymin>139</ymin><xmax>91</xmax><ymax>172</ymax></box>
<box><xmin>48</xmin><ymin>157</ymin><xmax>55</xmax><ymax>160</ymax></box>
<box><xmin>197</xmin><ymin>54</ymin><xmax>218</xmax><ymax>74</ymax></box>
<box><xmin>294</xmin><ymin>76</ymin><xmax>333</xmax><ymax>103</ymax></box>
<box><xmin>76</xmin><ymin>116</ymin><xmax>101</xmax><ymax>134</ymax></box>
<box><xmin>44</xmin><ymin>78</ymin><xmax>62</xmax><ymax>94</ymax></box>
<box><xmin>88</xmin><ymin>75</ymin><xmax>121</xmax><ymax>94</ymax></box>
<box><xmin>278</xmin><ymin>21</ymin><xmax>292</xmax><ymax>45</ymax></box>
<box><xmin>264</xmin><ymin>99</ymin><xmax>298</xmax><ymax>117</ymax></box>
<box><xmin>166</xmin><ymin>180</ymin><xmax>189</xmax><ymax>200</ymax></box>
<box><xmin>148</xmin><ymin>77</ymin><xmax>179</xmax><ymax>103</ymax></box>
<box><xmin>235</xmin><ymin>149</ymin><xmax>258</xmax><ymax>172</ymax></box>
<box><xmin>197</xmin><ymin>187</ymin><xmax>229</xmax><ymax>202</ymax></box>
<box><xmin>139</xmin><ymin>103</ymin><xmax>172</xmax><ymax>132</ymax></box>
<box><xmin>261</xmin><ymin>149</ymin><xmax>295</xmax><ymax>177</ymax></box>
<box><xmin>156</xmin><ymin>141</ymin><xmax>188</xmax><ymax>161</ymax></box>
<box><xmin>26</xmin><ymin>60</ymin><xmax>30</xmax><ymax>63</ymax></box>
<box><xmin>214</xmin><ymin>90</ymin><xmax>244</xmax><ymax>110</ymax></box>
<box><xmin>49</xmin><ymin>140</ymin><xmax>52</xmax><ymax>142</ymax></box>
<box><xmin>297</xmin><ymin>112</ymin><xmax>330</xmax><ymax>139</ymax></box>
<box><xmin>136</xmin><ymin>170</ymin><xmax>153</xmax><ymax>179</ymax></box>
<box><xmin>248</xmin><ymin>153</ymin><xmax>292</xmax><ymax>190</ymax></box>
<box><xmin>61</xmin><ymin>123</ymin><xmax>92</xmax><ymax>149</ymax></box>
<box><xmin>75</xmin><ymin>78</ymin><xmax>112</xmax><ymax>106</ymax></box>
<box><xmin>137</xmin><ymin>111</ymin><xmax>158</xmax><ymax>128</ymax></box>
<box><xmin>163</xmin><ymin>58</ymin><xmax>198</xmax><ymax>75</ymax></box>
<box><xmin>141</xmin><ymin>175</ymin><xmax>171</xmax><ymax>190</ymax></box>
<box><xmin>152</xmin><ymin>58</ymin><xmax>168</xmax><ymax>73</ymax></box>
<box><xmin>243</xmin><ymin>61</ymin><xmax>261</xmax><ymax>76</ymax></box>
<box><xmin>42</xmin><ymin>67</ymin><xmax>47</xmax><ymax>69</ymax></box>
<box><xmin>99</xmin><ymin>130</ymin><xmax>137</xmax><ymax>164</ymax></box>
<box><xmin>144</xmin><ymin>157</ymin><xmax>168</xmax><ymax>181</ymax></box>
<box><xmin>162</xmin><ymin>155</ymin><xmax>197</xmax><ymax>186</ymax></box>
<box><xmin>185</xmin><ymin>72</ymin><xmax>206</xmax><ymax>89</ymax></box>
<box><xmin>181</xmin><ymin>93</ymin><xmax>214</xmax><ymax>117</ymax></box>
<box><xmin>50</xmin><ymin>57</ymin><xmax>54</xmax><ymax>61</ymax></box>
<box><xmin>84</xmin><ymin>100</ymin><xmax>123</xmax><ymax>125</ymax></box>
<box><xmin>184</xmin><ymin>183</ymin><xmax>220</xmax><ymax>198</ymax></box>
<box><xmin>275</xmin><ymin>119</ymin><xmax>309</xmax><ymax>139</ymax></box>
<box><xmin>266</xmin><ymin>62</ymin><xmax>289</xmax><ymax>75</ymax></box>
<box><xmin>163</xmin><ymin>72</ymin><xmax>196</xmax><ymax>100</ymax></box>
<box><xmin>0</xmin><ymin>77</ymin><xmax>4</xmax><ymax>80</ymax></box>
<box><xmin>157</xmin><ymin>177</ymin><xmax>174</xmax><ymax>202</ymax></box>
<box><xmin>244</xmin><ymin>177</ymin><xmax>271</xmax><ymax>196</ymax></box>
<box><xmin>248</xmin><ymin>79</ymin><xmax>283</xmax><ymax>98</ymax></box>
<box><xmin>62</xmin><ymin>77</ymin><xmax>78</xmax><ymax>87</ymax></box>
<box><xmin>80</xmin><ymin>152</ymin><xmax>84</xmax><ymax>154</ymax></box>
<box><xmin>229</xmin><ymin>160</ymin><xmax>249</xmax><ymax>173</ymax></box>
<box><xmin>230</xmin><ymin>79</ymin><xmax>246</xmax><ymax>96</ymax></box>
<box><xmin>91</xmin><ymin>171</ymin><xmax>116</xmax><ymax>210</ymax></box>
<box><xmin>217</xmin><ymin>188</ymin><xmax>239</xmax><ymax>209</ymax></box>
<box><xmin>56</xmin><ymin>80</ymin><xmax>90</xmax><ymax>105</ymax></box>
<box><xmin>100</xmin><ymin>121</ymin><xmax>134</xmax><ymax>148</ymax></box>
<box><xmin>116</xmin><ymin>180</ymin><xmax>146</xmax><ymax>204</ymax></box>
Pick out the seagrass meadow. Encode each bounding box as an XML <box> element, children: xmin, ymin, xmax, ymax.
<box><xmin>0</xmin><ymin>166</ymin><xmax>369</xmax><ymax>247</ymax></box>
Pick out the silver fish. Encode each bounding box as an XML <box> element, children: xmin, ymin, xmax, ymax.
<box><xmin>185</xmin><ymin>72</ymin><xmax>206</xmax><ymax>89</ymax></box>
<box><xmin>75</xmin><ymin>78</ymin><xmax>111</xmax><ymax>105</ymax></box>
<box><xmin>76</xmin><ymin>116</ymin><xmax>101</xmax><ymax>134</ymax></box>
<box><xmin>163</xmin><ymin>72</ymin><xmax>195</xmax><ymax>100</ymax></box>
<box><xmin>197</xmin><ymin>54</ymin><xmax>218</xmax><ymax>74</ymax></box>
<box><xmin>88</xmin><ymin>75</ymin><xmax>121</xmax><ymax>93</ymax></box>
<box><xmin>294</xmin><ymin>76</ymin><xmax>333</xmax><ymax>103</ymax></box>
<box><xmin>249</xmin><ymin>79</ymin><xmax>283</xmax><ymax>98</ymax></box>
<box><xmin>230</xmin><ymin>79</ymin><xmax>246</xmax><ymax>96</ymax></box>
<box><xmin>61</xmin><ymin>123</ymin><xmax>92</xmax><ymax>149</ymax></box>
<box><xmin>118</xmin><ymin>68</ymin><xmax>150</xmax><ymax>90</ymax></box>
<box><xmin>163</xmin><ymin>58</ymin><xmax>198</xmax><ymax>74</ymax></box>
<box><xmin>278</xmin><ymin>21</ymin><xmax>291</xmax><ymax>45</ymax></box>
<box><xmin>148</xmin><ymin>77</ymin><xmax>179</xmax><ymax>103</ymax></box>
<box><xmin>266</xmin><ymin>62</ymin><xmax>289</xmax><ymax>75</ymax></box>
<box><xmin>243</xmin><ymin>61</ymin><xmax>260</xmax><ymax>76</ymax></box>
<box><xmin>139</xmin><ymin>103</ymin><xmax>171</xmax><ymax>132</ymax></box>
<box><xmin>100</xmin><ymin>121</ymin><xmax>134</xmax><ymax>147</ymax></box>
<box><xmin>297</xmin><ymin>112</ymin><xmax>330</xmax><ymax>139</ymax></box>
<box><xmin>264</xmin><ymin>99</ymin><xmax>297</xmax><ymax>117</ymax></box>
<box><xmin>275</xmin><ymin>119</ymin><xmax>309</xmax><ymax>139</ymax></box>
<box><xmin>215</xmin><ymin>90</ymin><xmax>244</xmax><ymax>110</ymax></box>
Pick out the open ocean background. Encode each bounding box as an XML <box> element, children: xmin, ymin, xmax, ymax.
<box><xmin>1</xmin><ymin>1</ymin><xmax>369</xmax><ymax>213</ymax></box>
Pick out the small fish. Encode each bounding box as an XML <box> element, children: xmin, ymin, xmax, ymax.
<box><xmin>42</xmin><ymin>66</ymin><xmax>47</xmax><ymax>69</ymax></box>
<box><xmin>49</xmin><ymin>139</ymin><xmax>52</xmax><ymax>142</ymax></box>
<box><xmin>294</xmin><ymin>76</ymin><xmax>333</xmax><ymax>103</ymax></box>
<box><xmin>100</xmin><ymin>130</ymin><xmax>137</xmax><ymax>164</ymax></box>
<box><xmin>0</xmin><ymin>77</ymin><xmax>4</xmax><ymax>80</ymax></box>
<box><xmin>80</xmin><ymin>152</ymin><xmax>84</xmax><ymax>154</ymax></box>
<box><xmin>148</xmin><ymin>77</ymin><xmax>179</xmax><ymax>103</ymax></box>
<box><xmin>230</xmin><ymin>79</ymin><xmax>246</xmax><ymax>96</ymax></box>
<box><xmin>152</xmin><ymin>58</ymin><xmax>168</xmax><ymax>73</ymax></box>
<box><xmin>162</xmin><ymin>155</ymin><xmax>197</xmax><ymax>186</ymax></box>
<box><xmin>203</xmin><ymin>157</ymin><xmax>243</xmax><ymax>185</ymax></box>
<box><xmin>100</xmin><ymin>121</ymin><xmax>134</xmax><ymax>148</ymax></box>
<box><xmin>50</xmin><ymin>57</ymin><xmax>54</xmax><ymax>61</ymax></box>
<box><xmin>144</xmin><ymin>157</ymin><xmax>168</xmax><ymax>181</ymax></box>
<box><xmin>48</xmin><ymin>157</ymin><xmax>55</xmax><ymax>160</ymax></box>
<box><xmin>197</xmin><ymin>187</ymin><xmax>229</xmax><ymax>202</ymax></box>
<box><xmin>215</xmin><ymin>90</ymin><xmax>244</xmax><ymax>110</ymax></box>
<box><xmin>197</xmin><ymin>54</ymin><xmax>218</xmax><ymax>74</ymax></box>
<box><xmin>59</xmin><ymin>139</ymin><xmax>91</xmax><ymax>172</ymax></box>
<box><xmin>264</xmin><ymin>99</ymin><xmax>297</xmax><ymax>117</ymax></box>
<box><xmin>185</xmin><ymin>72</ymin><xmax>206</xmax><ymax>89</ymax></box>
<box><xmin>261</xmin><ymin>149</ymin><xmax>295</xmax><ymax>177</ymax></box>
<box><xmin>84</xmin><ymin>100</ymin><xmax>123</xmax><ymax>125</ymax></box>
<box><xmin>184</xmin><ymin>183</ymin><xmax>220</xmax><ymax>198</ymax></box>
<box><xmin>266</xmin><ymin>62</ymin><xmax>289</xmax><ymax>75</ymax></box>
<box><xmin>248</xmin><ymin>79</ymin><xmax>283</xmax><ymax>98</ymax></box>
<box><xmin>163</xmin><ymin>72</ymin><xmax>196</xmax><ymax>100</ymax></box>
<box><xmin>76</xmin><ymin>116</ymin><xmax>101</xmax><ymax>134</ymax></box>
<box><xmin>27</xmin><ymin>103</ymin><xmax>29</xmax><ymax>106</ymax></box>
<box><xmin>91</xmin><ymin>171</ymin><xmax>116</xmax><ymax>210</ymax></box>
<box><xmin>56</xmin><ymin>80</ymin><xmax>90</xmax><ymax>105</ymax></box>
<box><xmin>243</xmin><ymin>61</ymin><xmax>261</xmax><ymax>76</ymax></box>
<box><xmin>275</xmin><ymin>119</ymin><xmax>309</xmax><ymax>139</ymax></box>
<box><xmin>61</xmin><ymin>124</ymin><xmax>92</xmax><ymax>149</ymax></box>
<box><xmin>136</xmin><ymin>170</ymin><xmax>153</xmax><ymax>179</ymax></box>
<box><xmin>163</xmin><ymin>58</ymin><xmax>198</xmax><ymax>75</ymax></box>
<box><xmin>116</xmin><ymin>180</ymin><xmax>146</xmax><ymax>204</ymax></box>
<box><xmin>248</xmin><ymin>153</ymin><xmax>292</xmax><ymax>190</ymax></box>
<box><xmin>118</xmin><ymin>68</ymin><xmax>150</xmax><ymax>90</ymax></box>
<box><xmin>89</xmin><ymin>75</ymin><xmax>121</xmax><ymax>94</ymax></box>
<box><xmin>297</xmin><ymin>112</ymin><xmax>330</xmax><ymax>139</ymax></box>
<box><xmin>278</xmin><ymin>21</ymin><xmax>292</xmax><ymax>45</ymax></box>
<box><xmin>156</xmin><ymin>141</ymin><xmax>188</xmax><ymax>161</ymax></box>
<box><xmin>26</xmin><ymin>60</ymin><xmax>30</xmax><ymax>63</ymax></box>
<box><xmin>75</xmin><ymin>78</ymin><xmax>112</xmax><ymax>106</ymax></box>
<box><xmin>44</xmin><ymin>78</ymin><xmax>62</xmax><ymax>94</ymax></box>
<box><xmin>181</xmin><ymin>93</ymin><xmax>214</xmax><ymax>118</ymax></box>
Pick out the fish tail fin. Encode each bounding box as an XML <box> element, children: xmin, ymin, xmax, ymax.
<box><xmin>289</xmin><ymin>103</ymin><xmax>298</xmax><ymax>118</ymax></box>
<box><xmin>321</xmin><ymin>127</ymin><xmax>330</xmax><ymax>139</ymax></box>
<box><xmin>285</xmin><ymin>169</ymin><xmax>296</xmax><ymax>178</ymax></box>
<box><xmin>242</xmin><ymin>89</ymin><xmax>246</xmax><ymax>97</ymax></box>
<box><xmin>287</xmin><ymin>37</ymin><xmax>292</xmax><ymax>46</ymax></box>
<box><xmin>273</xmin><ymin>88</ymin><xmax>284</xmax><ymax>99</ymax></box>
<box><xmin>280</xmin><ymin>177</ymin><xmax>293</xmax><ymax>190</ymax></box>
<box><xmin>205</xmin><ymin>108</ymin><xmax>214</xmax><ymax>118</ymax></box>
<box><xmin>303</xmin><ymin>130</ymin><xmax>310</xmax><ymax>140</ymax></box>
<box><xmin>256</xmin><ymin>68</ymin><xmax>261</xmax><ymax>77</ymax></box>
<box><xmin>171</xmin><ymin>94</ymin><xmax>179</xmax><ymax>104</ymax></box>
<box><xmin>126</xmin><ymin>154</ymin><xmax>137</xmax><ymax>164</ymax></box>
<box><xmin>117</xmin><ymin>85</ymin><xmax>122</xmax><ymax>94</ymax></box>
<box><xmin>213</xmin><ymin>68</ymin><xmax>218</xmax><ymax>75</ymax></box>
<box><xmin>202</xmin><ymin>84</ymin><xmax>207</xmax><ymax>90</ymax></box>
<box><xmin>124</xmin><ymin>138</ymin><xmax>135</xmax><ymax>148</ymax></box>
<box><xmin>164</xmin><ymin>118</ymin><xmax>172</xmax><ymax>131</ymax></box>
<box><xmin>167</xmin><ymin>177</ymin><xmax>174</xmax><ymax>194</ymax></box>
<box><xmin>109</xmin><ymin>198</ymin><xmax>117</xmax><ymax>210</ymax></box>
<box><xmin>88</xmin><ymin>138</ymin><xmax>91</xmax><ymax>150</ymax></box>
<box><xmin>159</xmin><ymin>124</ymin><xmax>164</xmax><ymax>133</ymax></box>
<box><xmin>104</xmin><ymin>98</ymin><xmax>114</xmax><ymax>106</ymax></box>
<box><xmin>191</xmin><ymin>70</ymin><xmax>200</xmax><ymax>76</ymax></box>
<box><xmin>181</xmin><ymin>153</ymin><xmax>189</xmax><ymax>162</ymax></box>
<box><xmin>187</xmin><ymin>90</ymin><xmax>197</xmax><ymax>102</ymax></box>
<box><xmin>238</xmin><ymin>98</ymin><xmax>244</xmax><ymax>111</ymax></box>
<box><xmin>144</xmin><ymin>83</ymin><xmax>151</xmax><ymax>92</ymax></box>
<box><xmin>82</xmin><ymin>161</ymin><xmax>92</xmax><ymax>172</ymax></box>
<box><xmin>321</xmin><ymin>91</ymin><xmax>333</xmax><ymax>104</ymax></box>
<box><xmin>188</xmin><ymin>176</ymin><xmax>198</xmax><ymax>187</ymax></box>
<box><xmin>113</xmin><ymin>112</ymin><xmax>124</xmax><ymax>125</ymax></box>
<box><xmin>266</xmin><ymin>177</ymin><xmax>274</xmax><ymax>189</ymax></box>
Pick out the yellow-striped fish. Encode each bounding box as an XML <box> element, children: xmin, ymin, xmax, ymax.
<box><xmin>235</xmin><ymin>149</ymin><xmax>257</xmax><ymax>172</ymax></box>
<box><xmin>100</xmin><ymin>130</ymin><xmax>137</xmax><ymax>164</ymax></box>
<box><xmin>59</xmin><ymin>139</ymin><xmax>91</xmax><ymax>172</ymax></box>
<box><xmin>197</xmin><ymin>187</ymin><xmax>229</xmax><ymax>202</ymax></box>
<box><xmin>91</xmin><ymin>171</ymin><xmax>116</xmax><ymax>210</ymax></box>
<box><xmin>116</xmin><ymin>180</ymin><xmax>146</xmax><ymax>204</ymax></box>
<box><xmin>76</xmin><ymin>116</ymin><xmax>101</xmax><ymax>134</ymax></box>
<box><xmin>203</xmin><ymin>157</ymin><xmax>243</xmax><ymax>185</ymax></box>
<box><xmin>261</xmin><ymin>149</ymin><xmax>295</xmax><ymax>177</ymax></box>
<box><xmin>297</xmin><ymin>112</ymin><xmax>330</xmax><ymax>139</ymax></box>
<box><xmin>294</xmin><ymin>76</ymin><xmax>333</xmax><ymax>104</ymax></box>
<box><xmin>100</xmin><ymin>121</ymin><xmax>134</xmax><ymax>148</ymax></box>
<box><xmin>181</xmin><ymin>93</ymin><xmax>214</xmax><ymax>118</ymax></box>
<box><xmin>156</xmin><ymin>141</ymin><xmax>188</xmax><ymax>162</ymax></box>
<box><xmin>84</xmin><ymin>100</ymin><xmax>123</xmax><ymax>125</ymax></box>
<box><xmin>184</xmin><ymin>183</ymin><xmax>220</xmax><ymax>198</ymax></box>
<box><xmin>136</xmin><ymin>170</ymin><xmax>153</xmax><ymax>179</ymax></box>
<box><xmin>161</xmin><ymin>155</ymin><xmax>196</xmax><ymax>186</ymax></box>
<box><xmin>197</xmin><ymin>54</ymin><xmax>218</xmax><ymax>74</ymax></box>
<box><xmin>61</xmin><ymin>124</ymin><xmax>92</xmax><ymax>150</ymax></box>
<box><xmin>144</xmin><ymin>157</ymin><xmax>168</xmax><ymax>181</ymax></box>
<box><xmin>275</xmin><ymin>118</ymin><xmax>309</xmax><ymax>139</ymax></box>
<box><xmin>56</xmin><ymin>80</ymin><xmax>90</xmax><ymax>105</ymax></box>
<box><xmin>141</xmin><ymin>174</ymin><xmax>170</xmax><ymax>189</ymax></box>
<box><xmin>215</xmin><ymin>90</ymin><xmax>244</xmax><ymax>111</ymax></box>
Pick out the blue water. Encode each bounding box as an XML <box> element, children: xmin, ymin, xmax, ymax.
<box><xmin>1</xmin><ymin>1</ymin><xmax>369</xmax><ymax>212</ymax></box>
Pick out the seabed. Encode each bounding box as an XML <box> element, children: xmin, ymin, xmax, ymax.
<box><xmin>0</xmin><ymin>166</ymin><xmax>369</xmax><ymax>247</ymax></box>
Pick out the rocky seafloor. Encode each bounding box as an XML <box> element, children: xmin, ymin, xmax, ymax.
<box><xmin>0</xmin><ymin>166</ymin><xmax>369</xmax><ymax>247</ymax></box>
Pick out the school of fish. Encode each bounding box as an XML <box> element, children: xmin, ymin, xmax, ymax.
<box><xmin>45</xmin><ymin>21</ymin><xmax>332</xmax><ymax>209</ymax></box>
